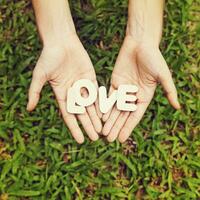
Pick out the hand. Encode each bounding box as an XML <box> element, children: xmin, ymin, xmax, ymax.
<box><xmin>102</xmin><ymin>36</ymin><xmax>180</xmax><ymax>143</ymax></box>
<box><xmin>27</xmin><ymin>34</ymin><xmax>102</xmax><ymax>143</ymax></box>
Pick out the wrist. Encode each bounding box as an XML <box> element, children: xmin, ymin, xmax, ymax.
<box><xmin>32</xmin><ymin>0</ymin><xmax>76</xmax><ymax>46</ymax></box>
<box><xmin>126</xmin><ymin>22</ymin><xmax>161</xmax><ymax>48</ymax></box>
<box><xmin>124</xmin><ymin>33</ymin><xmax>160</xmax><ymax>50</ymax></box>
<box><xmin>36</xmin><ymin>13</ymin><xmax>76</xmax><ymax>46</ymax></box>
<box><xmin>41</xmin><ymin>28</ymin><xmax>77</xmax><ymax>47</ymax></box>
<box><xmin>126</xmin><ymin>0</ymin><xmax>164</xmax><ymax>47</ymax></box>
<box><xmin>42</xmin><ymin>32</ymin><xmax>80</xmax><ymax>50</ymax></box>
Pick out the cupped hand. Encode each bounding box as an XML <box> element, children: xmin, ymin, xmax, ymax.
<box><xmin>27</xmin><ymin>34</ymin><xmax>102</xmax><ymax>143</ymax></box>
<box><xmin>102</xmin><ymin>36</ymin><xmax>180</xmax><ymax>143</ymax></box>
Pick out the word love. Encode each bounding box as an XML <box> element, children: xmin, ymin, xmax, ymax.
<box><xmin>66</xmin><ymin>79</ymin><xmax>138</xmax><ymax>114</ymax></box>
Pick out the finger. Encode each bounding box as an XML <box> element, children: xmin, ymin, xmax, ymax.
<box><xmin>102</xmin><ymin>106</ymin><xmax>120</xmax><ymax>136</ymax></box>
<box><xmin>27</xmin><ymin>67</ymin><xmax>47</xmax><ymax>111</ymax></box>
<box><xmin>80</xmin><ymin>85</ymin><xmax>102</xmax><ymax>134</ymax></box>
<box><xmin>95</xmin><ymin>98</ymin><xmax>103</xmax><ymax>119</ymax></box>
<box><xmin>118</xmin><ymin>102</ymin><xmax>149</xmax><ymax>143</ymax></box>
<box><xmin>93</xmin><ymin>81</ymin><xmax>103</xmax><ymax>119</ymax></box>
<box><xmin>157</xmin><ymin>52</ymin><xmax>180</xmax><ymax>109</ymax></box>
<box><xmin>159</xmin><ymin>72</ymin><xmax>180</xmax><ymax>109</ymax></box>
<box><xmin>102</xmin><ymin>86</ymin><xmax>115</xmax><ymax>122</ymax></box>
<box><xmin>58</xmin><ymin>98</ymin><xmax>84</xmax><ymax>144</ymax></box>
<box><xmin>107</xmin><ymin>111</ymin><xmax>129</xmax><ymax>142</ymax></box>
<box><xmin>86</xmin><ymin>104</ymin><xmax>102</xmax><ymax>133</ymax></box>
<box><xmin>77</xmin><ymin>113</ymin><xmax>99</xmax><ymax>141</ymax></box>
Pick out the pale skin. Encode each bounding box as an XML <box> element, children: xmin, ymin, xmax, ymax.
<box><xmin>102</xmin><ymin>0</ymin><xmax>180</xmax><ymax>142</ymax></box>
<box><xmin>27</xmin><ymin>0</ymin><xmax>102</xmax><ymax>144</ymax></box>
<box><xmin>27</xmin><ymin>0</ymin><xmax>180</xmax><ymax>144</ymax></box>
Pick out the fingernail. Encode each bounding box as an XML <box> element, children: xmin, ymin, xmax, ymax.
<box><xmin>118</xmin><ymin>137</ymin><xmax>126</xmax><ymax>143</ymax></box>
<box><xmin>102</xmin><ymin>128</ymin><xmax>109</xmax><ymax>136</ymax></box>
<box><xmin>26</xmin><ymin>104</ymin><xmax>30</xmax><ymax>111</ymax></box>
<box><xmin>91</xmin><ymin>134</ymin><xmax>99</xmax><ymax>141</ymax></box>
<box><xmin>77</xmin><ymin>137</ymin><xmax>84</xmax><ymax>144</ymax></box>
<box><xmin>107</xmin><ymin>136</ymin><xmax>115</xmax><ymax>143</ymax></box>
<box><xmin>176</xmin><ymin>99</ymin><xmax>181</xmax><ymax>109</ymax></box>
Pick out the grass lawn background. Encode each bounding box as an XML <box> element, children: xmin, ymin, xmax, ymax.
<box><xmin>0</xmin><ymin>0</ymin><xmax>199</xmax><ymax>199</ymax></box>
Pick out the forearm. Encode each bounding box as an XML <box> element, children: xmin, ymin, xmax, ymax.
<box><xmin>126</xmin><ymin>0</ymin><xmax>164</xmax><ymax>47</ymax></box>
<box><xmin>32</xmin><ymin>0</ymin><xmax>76</xmax><ymax>46</ymax></box>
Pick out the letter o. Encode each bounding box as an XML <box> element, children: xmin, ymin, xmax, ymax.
<box><xmin>72</xmin><ymin>79</ymin><xmax>97</xmax><ymax>107</ymax></box>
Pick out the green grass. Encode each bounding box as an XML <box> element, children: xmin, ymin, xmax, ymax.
<box><xmin>0</xmin><ymin>0</ymin><xmax>200</xmax><ymax>199</ymax></box>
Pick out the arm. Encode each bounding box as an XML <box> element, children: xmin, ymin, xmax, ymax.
<box><xmin>102</xmin><ymin>0</ymin><xmax>180</xmax><ymax>143</ymax></box>
<box><xmin>31</xmin><ymin>0</ymin><xmax>76</xmax><ymax>46</ymax></box>
<box><xmin>126</xmin><ymin>0</ymin><xmax>164</xmax><ymax>47</ymax></box>
<box><xmin>27</xmin><ymin>0</ymin><xmax>102</xmax><ymax>143</ymax></box>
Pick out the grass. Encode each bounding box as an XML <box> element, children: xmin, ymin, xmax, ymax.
<box><xmin>0</xmin><ymin>0</ymin><xmax>200</xmax><ymax>199</ymax></box>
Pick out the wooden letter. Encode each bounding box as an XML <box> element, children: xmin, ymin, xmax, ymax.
<box><xmin>99</xmin><ymin>86</ymin><xmax>117</xmax><ymax>113</ymax></box>
<box><xmin>66</xmin><ymin>79</ymin><xmax>97</xmax><ymax>114</ymax></box>
<box><xmin>72</xmin><ymin>79</ymin><xmax>97</xmax><ymax>106</ymax></box>
<box><xmin>117</xmin><ymin>84</ymin><xmax>138</xmax><ymax>111</ymax></box>
<box><xmin>67</xmin><ymin>87</ymin><xmax>85</xmax><ymax>114</ymax></box>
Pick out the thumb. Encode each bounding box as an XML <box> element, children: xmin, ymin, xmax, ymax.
<box><xmin>157</xmin><ymin>55</ymin><xmax>181</xmax><ymax>109</ymax></box>
<box><xmin>27</xmin><ymin>66</ymin><xmax>47</xmax><ymax>111</ymax></box>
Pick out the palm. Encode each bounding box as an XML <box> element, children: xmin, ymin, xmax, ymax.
<box><xmin>42</xmin><ymin>44</ymin><xmax>96</xmax><ymax>101</ymax></box>
<box><xmin>111</xmin><ymin>41</ymin><xmax>159</xmax><ymax>107</ymax></box>
<box><xmin>27</xmin><ymin>35</ymin><xmax>102</xmax><ymax>143</ymax></box>
<box><xmin>103</xmin><ymin>36</ymin><xmax>179</xmax><ymax>143</ymax></box>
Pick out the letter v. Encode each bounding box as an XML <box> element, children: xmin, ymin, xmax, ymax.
<box><xmin>99</xmin><ymin>86</ymin><xmax>117</xmax><ymax>114</ymax></box>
